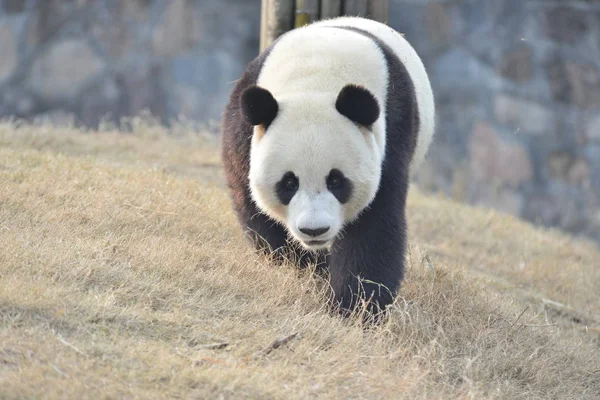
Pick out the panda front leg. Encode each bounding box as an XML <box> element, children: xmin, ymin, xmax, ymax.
<box><xmin>327</xmin><ymin>193</ymin><xmax>407</xmax><ymax>315</ymax></box>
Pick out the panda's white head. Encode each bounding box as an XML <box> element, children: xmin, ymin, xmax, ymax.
<box><xmin>241</xmin><ymin>84</ymin><xmax>384</xmax><ymax>251</ymax></box>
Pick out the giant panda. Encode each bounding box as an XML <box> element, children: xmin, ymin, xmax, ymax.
<box><xmin>221</xmin><ymin>16</ymin><xmax>435</xmax><ymax>315</ymax></box>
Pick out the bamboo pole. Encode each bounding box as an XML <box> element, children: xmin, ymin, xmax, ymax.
<box><xmin>260</xmin><ymin>0</ymin><xmax>295</xmax><ymax>52</ymax></box>
<box><xmin>295</xmin><ymin>0</ymin><xmax>320</xmax><ymax>27</ymax></box>
<box><xmin>321</xmin><ymin>0</ymin><xmax>342</xmax><ymax>19</ymax></box>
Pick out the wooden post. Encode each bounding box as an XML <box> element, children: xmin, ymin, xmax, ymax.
<box><xmin>260</xmin><ymin>0</ymin><xmax>389</xmax><ymax>52</ymax></box>
<box><xmin>342</xmin><ymin>0</ymin><xmax>367</xmax><ymax>17</ymax></box>
<box><xmin>341</xmin><ymin>0</ymin><xmax>388</xmax><ymax>22</ymax></box>
<box><xmin>321</xmin><ymin>0</ymin><xmax>342</xmax><ymax>19</ymax></box>
<box><xmin>367</xmin><ymin>0</ymin><xmax>389</xmax><ymax>23</ymax></box>
<box><xmin>260</xmin><ymin>0</ymin><xmax>295</xmax><ymax>52</ymax></box>
<box><xmin>295</xmin><ymin>0</ymin><xmax>320</xmax><ymax>27</ymax></box>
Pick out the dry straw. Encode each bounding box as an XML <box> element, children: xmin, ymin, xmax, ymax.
<box><xmin>1</xmin><ymin>120</ymin><xmax>599</xmax><ymax>399</ymax></box>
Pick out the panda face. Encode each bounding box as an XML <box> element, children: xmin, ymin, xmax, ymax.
<box><xmin>247</xmin><ymin>90</ymin><xmax>383</xmax><ymax>251</ymax></box>
<box><xmin>268</xmin><ymin>167</ymin><xmax>354</xmax><ymax>250</ymax></box>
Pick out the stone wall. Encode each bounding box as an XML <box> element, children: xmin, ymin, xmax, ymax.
<box><xmin>0</xmin><ymin>0</ymin><xmax>260</xmax><ymax>127</ymax></box>
<box><xmin>1</xmin><ymin>0</ymin><xmax>599</xmax><ymax>244</ymax></box>
<box><xmin>388</xmin><ymin>0</ymin><xmax>600</xmax><ymax>243</ymax></box>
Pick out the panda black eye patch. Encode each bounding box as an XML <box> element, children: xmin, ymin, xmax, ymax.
<box><xmin>327</xmin><ymin>169</ymin><xmax>352</xmax><ymax>204</ymax></box>
<box><xmin>275</xmin><ymin>172</ymin><xmax>299</xmax><ymax>205</ymax></box>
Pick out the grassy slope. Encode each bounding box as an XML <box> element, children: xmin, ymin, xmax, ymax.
<box><xmin>1</xmin><ymin>122</ymin><xmax>599</xmax><ymax>399</ymax></box>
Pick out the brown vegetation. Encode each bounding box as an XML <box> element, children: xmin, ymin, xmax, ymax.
<box><xmin>1</xmin><ymin>122</ymin><xmax>599</xmax><ymax>399</ymax></box>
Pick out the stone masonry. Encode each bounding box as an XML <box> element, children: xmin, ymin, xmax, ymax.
<box><xmin>390</xmin><ymin>0</ymin><xmax>600</xmax><ymax>244</ymax></box>
<box><xmin>0</xmin><ymin>0</ymin><xmax>599</xmax><ymax>244</ymax></box>
<box><xmin>0</xmin><ymin>0</ymin><xmax>260</xmax><ymax>127</ymax></box>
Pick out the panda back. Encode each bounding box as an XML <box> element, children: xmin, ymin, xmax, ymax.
<box><xmin>314</xmin><ymin>17</ymin><xmax>435</xmax><ymax>173</ymax></box>
<box><xmin>254</xmin><ymin>16</ymin><xmax>434</xmax><ymax>174</ymax></box>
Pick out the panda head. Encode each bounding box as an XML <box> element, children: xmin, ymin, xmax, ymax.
<box><xmin>241</xmin><ymin>84</ymin><xmax>383</xmax><ymax>251</ymax></box>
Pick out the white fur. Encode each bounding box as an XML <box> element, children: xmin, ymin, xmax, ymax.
<box><xmin>248</xmin><ymin>17</ymin><xmax>434</xmax><ymax>250</ymax></box>
<box><xmin>315</xmin><ymin>17</ymin><xmax>436</xmax><ymax>174</ymax></box>
<box><xmin>249</xmin><ymin>94</ymin><xmax>381</xmax><ymax>250</ymax></box>
<box><xmin>257</xmin><ymin>24</ymin><xmax>389</xmax><ymax>156</ymax></box>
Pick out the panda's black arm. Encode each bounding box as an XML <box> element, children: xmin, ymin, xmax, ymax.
<box><xmin>238</xmin><ymin>197</ymin><xmax>326</xmax><ymax>269</ymax></box>
<box><xmin>327</xmin><ymin>182</ymin><xmax>408</xmax><ymax>314</ymax></box>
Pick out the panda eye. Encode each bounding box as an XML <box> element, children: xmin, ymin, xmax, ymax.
<box><xmin>285</xmin><ymin>176</ymin><xmax>298</xmax><ymax>190</ymax></box>
<box><xmin>327</xmin><ymin>169</ymin><xmax>353</xmax><ymax>204</ymax></box>
<box><xmin>275</xmin><ymin>172</ymin><xmax>299</xmax><ymax>205</ymax></box>
<box><xmin>326</xmin><ymin>170</ymin><xmax>344</xmax><ymax>190</ymax></box>
<box><xmin>328</xmin><ymin>176</ymin><xmax>341</xmax><ymax>189</ymax></box>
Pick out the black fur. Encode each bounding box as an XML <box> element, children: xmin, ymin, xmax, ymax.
<box><xmin>275</xmin><ymin>171</ymin><xmax>299</xmax><ymax>205</ymax></box>
<box><xmin>335</xmin><ymin>84</ymin><xmax>380</xmax><ymax>129</ymax></box>
<box><xmin>326</xmin><ymin>25</ymin><xmax>419</xmax><ymax>315</ymax></box>
<box><xmin>240</xmin><ymin>85</ymin><xmax>279</xmax><ymax>129</ymax></box>
<box><xmin>220</xmin><ymin>25</ymin><xmax>420</xmax><ymax>316</ymax></box>
<box><xmin>327</xmin><ymin>168</ymin><xmax>353</xmax><ymax>204</ymax></box>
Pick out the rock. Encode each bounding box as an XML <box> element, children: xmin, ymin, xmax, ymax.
<box><xmin>0</xmin><ymin>21</ymin><xmax>18</xmax><ymax>84</ymax></box>
<box><xmin>77</xmin><ymin>76</ymin><xmax>122</xmax><ymax>128</ymax></box>
<box><xmin>543</xmin><ymin>7</ymin><xmax>590</xmax><ymax>44</ymax></box>
<box><xmin>546</xmin><ymin>151</ymin><xmax>573</xmax><ymax>180</ymax></box>
<box><xmin>413</xmin><ymin>157</ymin><xmax>439</xmax><ymax>193</ymax></box>
<box><xmin>546</xmin><ymin>151</ymin><xmax>590</xmax><ymax>185</ymax></box>
<box><xmin>472</xmin><ymin>186</ymin><xmax>524</xmax><ymax>216</ymax></box>
<box><xmin>546</xmin><ymin>151</ymin><xmax>590</xmax><ymax>184</ymax></box>
<box><xmin>86</xmin><ymin>0</ymin><xmax>152</xmax><ymax>60</ymax></box>
<box><xmin>584</xmin><ymin>145</ymin><xmax>600</xmax><ymax>193</ymax></box>
<box><xmin>593</xmin><ymin>210</ymin><xmax>600</xmax><ymax>229</ymax></box>
<box><xmin>3</xmin><ymin>0</ymin><xmax>26</xmax><ymax>14</ymax></box>
<box><xmin>92</xmin><ymin>25</ymin><xmax>130</xmax><ymax>61</ymax></box>
<box><xmin>32</xmin><ymin>110</ymin><xmax>76</xmax><ymax>127</ymax></box>
<box><xmin>0</xmin><ymin>85</ymin><xmax>35</xmax><ymax>116</ymax></box>
<box><xmin>172</xmin><ymin>83</ymin><xmax>201</xmax><ymax>119</ymax></box>
<box><xmin>432</xmin><ymin>48</ymin><xmax>497</xmax><ymax>94</ymax></box>
<box><xmin>30</xmin><ymin>39</ymin><xmax>105</xmax><ymax>101</ymax></box>
<box><xmin>545</xmin><ymin>55</ymin><xmax>570</xmax><ymax>104</ymax></box>
<box><xmin>115</xmin><ymin>64</ymin><xmax>168</xmax><ymax>123</ymax></box>
<box><xmin>412</xmin><ymin>144</ymin><xmax>459</xmax><ymax>196</ymax></box>
<box><xmin>524</xmin><ymin>194</ymin><xmax>560</xmax><ymax>226</ymax></box>
<box><xmin>469</xmin><ymin>121</ymin><xmax>533</xmax><ymax>187</ymax></box>
<box><xmin>497</xmin><ymin>45</ymin><xmax>533</xmax><ymax>82</ymax></box>
<box><xmin>568</xmin><ymin>158</ymin><xmax>590</xmax><ymax>184</ymax></box>
<box><xmin>523</xmin><ymin>184</ymin><xmax>590</xmax><ymax>233</ymax></box>
<box><xmin>493</xmin><ymin>94</ymin><xmax>555</xmax><ymax>136</ymax></box>
<box><xmin>585</xmin><ymin>114</ymin><xmax>600</xmax><ymax>141</ymax></box>
<box><xmin>546</xmin><ymin>56</ymin><xmax>600</xmax><ymax>107</ymax></box>
<box><xmin>425</xmin><ymin>3</ymin><xmax>452</xmax><ymax>54</ymax></box>
<box><xmin>169</xmin><ymin>51</ymin><xmax>238</xmax><ymax>121</ymax></box>
<box><xmin>26</xmin><ymin>0</ymin><xmax>82</xmax><ymax>47</ymax></box>
<box><xmin>461</xmin><ymin>0</ymin><xmax>526</xmax><ymax>67</ymax></box>
<box><xmin>153</xmin><ymin>0</ymin><xmax>197</xmax><ymax>57</ymax></box>
<box><xmin>90</xmin><ymin>15</ymin><xmax>132</xmax><ymax>61</ymax></box>
<box><xmin>16</xmin><ymin>96</ymin><xmax>34</xmax><ymax>115</ymax></box>
<box><xmin>115</xmin><ymin>0</ymin><xmax>152</xmax><ymax>20</ymax></box>
<box><xmin>565</xmin><ymin>62</ymin><xmax>600</xmax><ymax>108</ymax></box>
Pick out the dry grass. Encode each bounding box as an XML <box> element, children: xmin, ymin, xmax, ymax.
<box><xmin>1</xmin><ymin>121</ymin><xmax>599</xmax><ymax>399</ymax></box>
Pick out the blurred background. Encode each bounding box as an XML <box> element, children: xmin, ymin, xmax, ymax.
<box><xmin>1</xmin><ymin>0</ymin><xmax>599</xmax><ymax>245</ymax></box>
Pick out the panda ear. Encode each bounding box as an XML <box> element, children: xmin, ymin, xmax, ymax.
<box><xmin>335</xmin><ymin>84</ymin><xmax>380</xmax><ymax>129</ymax></box>
<box><xmin>240</xmin><ymin>85</ymin><xmax>279</xmax><ymax>129</ymax></box>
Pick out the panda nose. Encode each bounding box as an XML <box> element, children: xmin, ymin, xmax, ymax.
<box><xmin>299</xmin><ymin>226</ymin><xmax>330</xmax><ymax>237</ymax></box>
